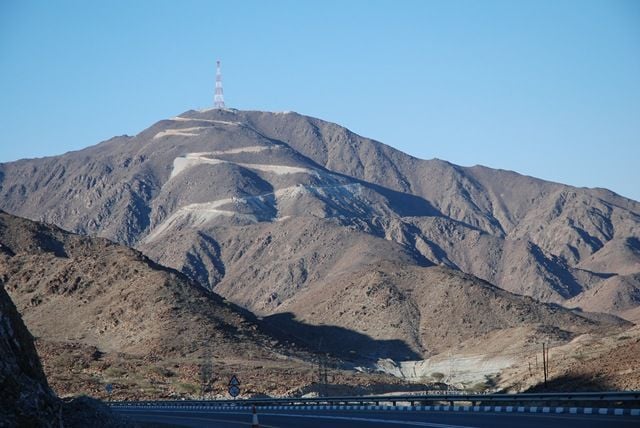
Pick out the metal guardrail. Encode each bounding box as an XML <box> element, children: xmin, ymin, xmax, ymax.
<box><xmin>108</xmin><ymin>391</ymin><xmax>640</xmax><ymax>408</ymax></box>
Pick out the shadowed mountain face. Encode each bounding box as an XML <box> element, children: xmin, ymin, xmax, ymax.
<box><xmin>0</xmin><ymin>109</ymin><xmax>638</xmax><ymax>327</ymax></box>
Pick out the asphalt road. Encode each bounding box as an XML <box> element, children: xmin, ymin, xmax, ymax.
<box><xmin>115</xmin><ymin>408</ymin><xmax>640</xmax><ymax>427</ymax></box>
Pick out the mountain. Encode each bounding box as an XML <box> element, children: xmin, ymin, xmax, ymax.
<box><xmin>1</xmin><ymin>109</ymin><xmax>638</xmax><ymax>321</ymax></box>
<box><xmin>1</xmin><ymin>105</ymin><xmax>639</xmax><ymax>390</ymax></box>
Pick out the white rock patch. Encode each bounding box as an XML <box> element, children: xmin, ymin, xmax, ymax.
<box><xmin>153</xmin><ymin>127</ymin><xmax>210</xmax><ymax>139</ymax></box>
<box><xmin>170</xmin><ymin>156</ymin><xmax>225</xmax><ymax>179</ymax></box>
<box><xmin>376</xmin><ymin>353</ymin><xmax>516</xmax><ymax>387</ymax></box>
<box><xmin>170</xmin><ymin>116</ymin><xmax>241</xmax><ymax>126</ymax></box>
<box><xmin>145</xmin><ymin>183</ymin><xmax>364</xmax><ymax>242</ymax></box>
<box><xmin>168</xmin><ymin>150</ymin><xmax>320</xmax><ymax>180</ymax></box>
<box><xmin>144</xmin><ymin>198</ymin><xmax>237</xmax><ymax>242</ymax></box>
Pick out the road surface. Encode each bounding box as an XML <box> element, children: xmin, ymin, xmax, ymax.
<box><xmin>115</xmin><ymin>407</ymin><xmax>640</xmax><ymax>427</ymax></box>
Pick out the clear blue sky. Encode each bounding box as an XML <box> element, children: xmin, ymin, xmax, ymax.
<box><xmin>1</xmin><ymin>0</ymin><xmax>639</xmax><ymax>201</ymax></box>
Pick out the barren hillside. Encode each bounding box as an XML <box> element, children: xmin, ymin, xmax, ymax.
<box><xmin>1</xmin><ymin>109</ymin><xmax>639</xmax><ymax>396</ymax></box>
<box><xmin>1</xmin><ymin>109</ymin><xmax>637</xmax><ymax>321</ymax></box>
<box><xmin>0</xmin><ymin>211</ymin><xmax>427</xmax><ymax>399</ymax></box>
<box><xmin>0</xmin><ymin>207</ymin><xmax>636</xmax><ymax>396</ymax></box>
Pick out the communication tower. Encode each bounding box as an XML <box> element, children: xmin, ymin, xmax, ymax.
<box><xmin>214</xmin><ymin>60</ymin><xmax>225</xmax><ymax>108</ymax></box>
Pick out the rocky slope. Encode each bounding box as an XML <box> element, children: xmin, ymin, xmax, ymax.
<box><xmin>0</xmin><ymin>210</ymin><xmax>283</xmax><ymax>359</ymax></box>
<box><xmin>0</xmin><ymin>109</ymin><xmax>637</xmax><ymax>321</ymax></box>
<box><xmin>275</xmin><ymin>262</ymin><xmax>611</xmax><ymax>359</ymax></box>
<box><xmin>2</xmin><ymin>209</ymin><xmax>633</xmax><ymax>395</ymax></box>
<box><xmin>0</xmin><ymin>109</ymin><xmax>639</xmax><ymax>395</ymax></box>
<box><xmin>0</xmin><ymin>210</ymin><xmax>421</xmax><ymax>399</ymax></box>
<box><xmin>500</xmin><ymin>325</ymin><xmax>640</xmax><ymax>392</ymax></box>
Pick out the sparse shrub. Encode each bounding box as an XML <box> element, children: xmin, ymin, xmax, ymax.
<box><xmin>484</xmin><ymin>374</ymin><xmax>497</xmax><ymax>389</ymax></box>
<box><xmin>467</xmin><ymin>375</ymin><xmax>498</xmax><ymax>393</ymax></box>
<box><xmin>175</xmin><ymin>382</ymin><xmax>198</xmax><ymax>395</ymax></box>
<box><xmin>51</xmin><ymin>352</ymin><xmax>75</xmax><ymax>368</ymax></box>
<box><xmin>431</xmin><ymin>372</ymin><xmax>445</xmax><ymax>381</ymax></box>
<box><xmin>468</xmin><ymin>381</ymin><xmax>488</xmax><ymax>393</ymax></box>
<box><xmin>147</xmin><ymin>365</ymin><xmax>175</xmax><ymax>377</ymax></box>
<box><xmin>104</xmin><ymin>366</ymin><xmax>127</xmax><ymax>378</ymax></box>
<box><xmin>574</xmin><ymin>352</ymin><xmax>587</xmax><ymax>361</ymax></box>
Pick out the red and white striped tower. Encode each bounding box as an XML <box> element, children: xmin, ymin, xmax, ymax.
<box><xmin>214</xmin><ymin>60</ymin><xmax>225</xmax><ymax>109</ymax></box>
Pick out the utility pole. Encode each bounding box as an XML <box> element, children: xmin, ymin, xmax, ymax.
<box><xmin>214</xmin><ymin>60</ymin><xmax>226</xmax><ymax>109</ymax></box>
<box><xmin>317</xmin><ymin>352</ymin><xmax>329</xmax><ymax>397</ymax></box>
<box><xmin>444</xmin><ymin>351</ymin><xmax>456</xmax><ymax>391</ymax></box>
<box><xmin>542</xmin><ymin>343</ymin><xmax>548</xmax><ymax>389</ymax></box>
<box><xmin>200</xmin><ymin>348</ymin><xmax>213</xmax><ymax>399</ymax></box>
<box><xmin>546</xmin><ymin>344</ymin><xmax>550</xmax><ymax>378</ymax></box>
<box><xmin>315</xmin><ymin>338</ymin><xmax>329</xmax><ymax>397</ymax></box>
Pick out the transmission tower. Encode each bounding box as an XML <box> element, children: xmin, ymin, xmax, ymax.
<box><xmin>214</xmin><ymin>60</ymin><xmax>225</xmax><ymax>109</ymax></box>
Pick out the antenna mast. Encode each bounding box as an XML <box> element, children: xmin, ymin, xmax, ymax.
<box><xmin>214</xmin><ymin>60</ymin><xmax>225</xmax><ymax>109</ymax></box>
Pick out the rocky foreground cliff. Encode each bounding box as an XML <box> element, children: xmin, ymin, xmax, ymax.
<box><xmin>0</xmin><ymin>283</ymin><xmax>60</xmax><ymax>426</ymax></box>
